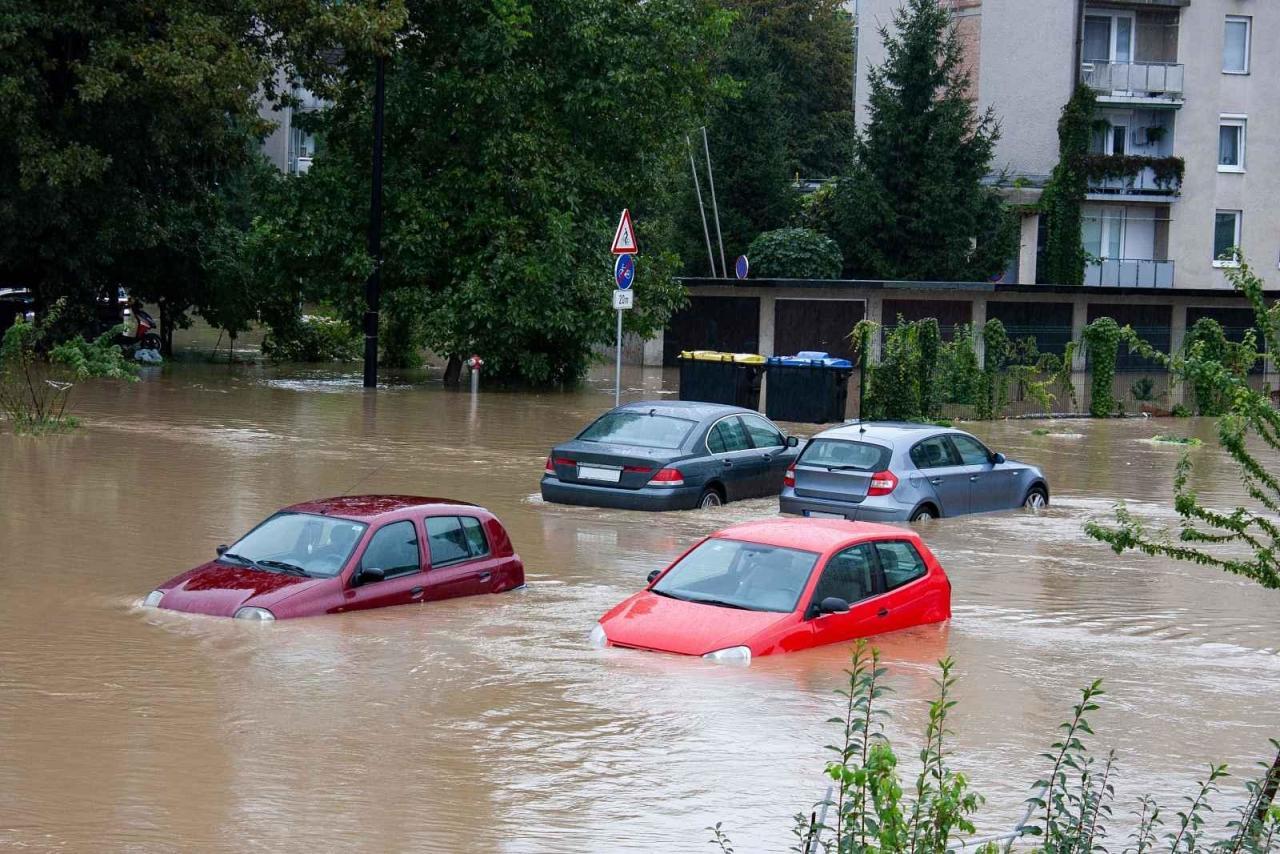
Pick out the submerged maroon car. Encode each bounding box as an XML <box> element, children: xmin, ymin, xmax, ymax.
<box><xmin>142</xmin><ymin>496</ymin><xmax>524</xmax><ymax>621</ymax></box>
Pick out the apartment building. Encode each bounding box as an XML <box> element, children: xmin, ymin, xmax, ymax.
<box><xmin>259</xmin><ymin>82</ymin><xmax>323</xmax><ymax>176</ymax></box>
<box><xmin>853</xmin><ymin>0</ymin><xmax>1278</xmax><ymax>290</ymax></box>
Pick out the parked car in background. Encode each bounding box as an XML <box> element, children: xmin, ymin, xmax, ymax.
<box><xmin>779</xmin><ymin>422</ymin><xmax>1048</xmax><ymax>522</ymax></box>
<box><xmin>141</xmin><ymin>496</ymin><xmax>524</xmax><ymax>621</ymax></box>
<box><xmin>541</xmin><ymin>401</ymin><xmax>801</xmax><ymax>511</ymax></box>
<box><xmin>590</xmin><ymin>518</ymin><xmax>951</xmax><ymax>662</ymax></box>
<box><xmin>0</xmin><ymin>287</ymin><xmax>34</xmax><ymax>328</ymax></box>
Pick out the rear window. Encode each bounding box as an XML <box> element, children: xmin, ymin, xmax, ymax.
<box><xmin>577</xmin><ymin>411</ymin><xmax>696</xmax><ymax>450</ymax></box>
<box><xmin>799</xmin><ymin>439</ymin><xmax>891</xmax><ymax>471</ymax></box>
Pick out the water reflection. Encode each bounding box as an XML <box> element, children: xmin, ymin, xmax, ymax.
<box><xmin>0</xmin><ymin>363</ymin><xmax>1276</xmax><ymax>851</ymax></box>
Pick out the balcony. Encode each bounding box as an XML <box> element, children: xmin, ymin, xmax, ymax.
<box><xmin>1085</xmin><ymin>259</ymin><xmax>1175</xmax><ymax>288</ymax></box>
<box><xmin>1082</xmin><ymin>62</ymin><xmax>1184</xmax><ymax>106</ymax></box>
<box><xmin>1080</xmin><ymin>154</ymin><xmax>1184</xmax><ymax>202</ymax></box>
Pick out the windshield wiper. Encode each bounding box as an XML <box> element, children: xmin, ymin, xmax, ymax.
<box><xmin>823</xmin><ymin>464</ymin><xmax>869</xmax><ymax>472</ymax></box>
<box><xmin>256</xmin><ymin>559</ymin><xmax>310</xmax><ymax>577</ymax></box>
<box><xmin>651</xmin><ymin>589</ymin><xmax>688</xmax><ymax>601</ymax></box>
<box><xmin>220</xmin><ymin>552</ymin><xmax>267</xmax><ymax>571</ymax></box>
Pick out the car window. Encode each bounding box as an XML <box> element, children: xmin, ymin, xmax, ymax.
<box><xmin>361</xmin><ymin>521</ymin><xmax>421</xmax><ymax>578</ymax></box>
<box><xmin>577</xmin><ymin>411</ymin><xmax>696</xmax><ymax>450</ymax></box>
<box><xmin>652</xmin><ymin>538</ymin><xmax>818</xmax><ymax>614</ymax></box>
<box><xmin>223</xmin><ymin>512</ymin><xmax>366</xmax><ymax>578</ymax></box>
<box><xmin>811</xmin><ymin>545</ymin><xmax>876</xmax><ymax>607</ymax></box>
<box><xmin>707</xmin><ymin>417</ymin><xmax>752</xmax><ymax>454</ymax></box>
<box><xmin>910</xmin><ymin>436</ymin><xmax>959</xmax><ymax>469</ymax></box>
<box><xmin>876</xmin><ymin>541</ymin><xmax>928</xmax><ymax>591</ymax></box>
<box><xmin>740</xmin><ymin>414</ymin><xmax>784</xmax><ymax>449</ymax></box>
<box><xmin>460</xmin><ymin>516</ymin><xmax>489</xmax><ymax>558</ymax></box>
<box><xmin>950</xmin><ymin>434</ymin><xmax>992</xmax><ymax>466</ymax></box>
<box><xmin>800</xmin><ymin>439</ymin><xmax>891</xmax><ymax>471</ymax></box>
<box><xmin>426</xmin><ymin>517</ymin><xmax>471</xmax><ymax>566</ymax></box>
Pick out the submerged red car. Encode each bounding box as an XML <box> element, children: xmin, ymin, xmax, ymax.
<box><xmin>591</xmin><ymin>519</ymin><xmax>950</xmax><ymax>663</ymax></box>
<box><xmin>142</xmin><ymin>496</ymin><xmax>524</xmax><ymax>621</ymax></box>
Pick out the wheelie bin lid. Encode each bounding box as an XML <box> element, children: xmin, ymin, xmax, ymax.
<box><xmin>767</xmin><ymin>353</ymin><xmax>853</xmax><ymax>368</ymax></box>
<box><xmin>678</xmin><ymin>350</ymin><xmax>765</xmax><ymax>363</ymax></box>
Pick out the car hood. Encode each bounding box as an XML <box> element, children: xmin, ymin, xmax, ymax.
<box><xmin>599</xmin><ymin>591</ymin><xmax>790</xmax><ymax>656</ymax></box>
<box><xmin>156</xmin><ymin>562</ymin><xmax>324</xmax><ymax>617</ymax></box>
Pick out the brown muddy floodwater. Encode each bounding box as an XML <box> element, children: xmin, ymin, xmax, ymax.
<box><xmin>1</xmin><ymin>362</ymin><xmax>1278</xmax><ymax>852</ymax></box>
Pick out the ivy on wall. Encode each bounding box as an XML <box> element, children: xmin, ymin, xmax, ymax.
<box><xmin>1076</xmin><ymin>154</ymin><xmax>1185</xmax><ymax>191</ymax></box>
<box><xmin>1082</xmin><ymin>316</ymin><xmax>1122</xmax><ymax>417</ymax></box>
<box><xmin>1039</xmin><ymin>85</ymin><xmax>1096</xmax><ymax>286</ymax></box>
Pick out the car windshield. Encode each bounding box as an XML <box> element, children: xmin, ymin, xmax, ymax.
<box><xmin>577</xmin><ymin>411</ymin><xmax>696</xmax><ymax>450</ymax></box>
<box><xmin>221</xmin><ymin>513</ymin><xmax>367</xmax><ymax>578</ymax></box>
<box><xmin>800</xmin><ymin>438</ymin><xmax>891</xmax><ymax>471</ymax></box>
<box><xmin>651</xmin><ymin>538</ymin><xmax>819</xmax><ymax>613</ymax></box>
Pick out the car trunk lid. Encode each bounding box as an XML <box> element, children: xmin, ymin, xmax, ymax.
<box><xmin>792</xmin><ymin>437</ymin><xmax>892</xmax><ymax>501</ymax></box>
<box><xmin>548</xmin><ymin>440</ymin><xmax>682</xmax><ymax>490</ymax></box>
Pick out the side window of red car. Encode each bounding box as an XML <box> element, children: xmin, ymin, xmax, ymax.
<box><xmin>875</xmin><ymin>541</ymin><xmax>927</xmax><ymax>591</ymax></box>
<box><xmin>426</xmin><ymin>516</ymin><xmax>490</xmax><ymax>567</ymax></box>
<box><xmin>361</xmin><ymin>521</ymin><xmax>421</xmax><ymax>579</ymax></box>
<box><xmin>810</xmin><ymin>545</ymin><xmax>876</xmax><ymax>608</ymax></box>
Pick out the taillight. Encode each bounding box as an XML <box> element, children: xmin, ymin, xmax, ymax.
<box><xmin>783</xmin><ymin>464</ymin><xmax>796</xmax><ymax>488</ymax></box>
<box><xmin>868</xmin><ymin>470</ymin><xmax>898</xmax><ymax>496</ymax></box>
<box><xmin>623</xmin><ymin>465</ymin><xmax>653</xmax><ymax>474</ymax></box>
<box><xmin>649</xmin><ymin>467</ymin><xmax>685</xmax><ymax>486</ymax></box>
<box><xmin>544</xmin><ymin>455</ymin><xmax>555</xmax><ymax>474</ymax></box>
<box><xmin>546</xmin><ymin>456</ymin><xmax>575</xmax><ymax>474</ymax></box>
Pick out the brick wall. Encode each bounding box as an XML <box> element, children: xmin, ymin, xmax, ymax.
<box><xmin>942</xmin><ymin>0</ymin><xmax>982</xmax><ymax>100</ymax></box>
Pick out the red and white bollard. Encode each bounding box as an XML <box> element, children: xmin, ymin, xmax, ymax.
<box><xmin>467</xmin><ymin>354</ymin><xmax>484</xmax><ymax>393</ymax></box>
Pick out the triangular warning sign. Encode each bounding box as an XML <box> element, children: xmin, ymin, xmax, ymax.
<box><xmin>611</xmin><ymin>208</ymin><xmax>638</xmax><ymax>254</ymax></box>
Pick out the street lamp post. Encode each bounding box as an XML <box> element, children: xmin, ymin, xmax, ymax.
<box><xmin>363</xmin><ymin>51</ymin><xmax>386</xmax><ymax>389</ymax></box>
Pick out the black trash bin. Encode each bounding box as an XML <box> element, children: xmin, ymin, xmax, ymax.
<box><xmin>764</xmin><ymin>353</ymin><xmax>854</xmax><ymax>424</ymax></box>
<box><xmin>677</xmin><ymin>351</ymin><xmax>764</xmax><ymax>410</ymax></box>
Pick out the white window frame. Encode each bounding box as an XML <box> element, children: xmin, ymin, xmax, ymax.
<box><xmin>1212</xmin><ymin>210</ymin><xmax>1242</xmax><ymax>268</ymax></box>
<box><xmin>1223</xmin><ymin>16</ymin><xmax>1251</xmax><ymax>74</ymax></box>
<box><xmin>1218</xmin><ymin>116</ymin><xmax>1246</xmax><ymax>173</ymax></box>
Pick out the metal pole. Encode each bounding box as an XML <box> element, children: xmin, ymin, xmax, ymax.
<box><xmin>701</xmin><ymin>126</ymin><xmax>728</xmax><ymax>278</ymax></box>
<box><xmin>363</xmin><ymin>52</ymin><xmax>386</xmax><ymax>389</ymax></box>
<box><xmin>687</xmin><ymin>135</ymin><xmax>717</xmax><ymax>278</ymax></box>
<box><xmin>615</xmin><ymin>309</ymin><xmax>623</xmax><ymax>406</ymax></box>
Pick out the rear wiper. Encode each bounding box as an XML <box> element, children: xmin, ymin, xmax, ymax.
<box><xmin>257</xmin><ymin>559</ymin><xmax>310</xmax><ymax>577</ymax></box>
<box><xmin>823</xmin><ymin>465</ymin><xmax>869</xmax><ymax>472</ymax></box>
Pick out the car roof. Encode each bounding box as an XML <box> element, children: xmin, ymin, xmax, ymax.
<box><xmin>711</xmin><ymin>518</ymin><xmax>917</xmax><ymax>552</ymax></box>
<box><xmin>282</xmin><ymin>495</ymin><xmax>480</xmax><ymax>521</ymax></box>
<box><xmin>816</xmin><ymin>421</ymin><xmax>953</xmax><ymax>443</ymax></box>
<box><xmin>615</xmin><ymin>400</ymin><xmax>756</xmax><ymax>421</ymax></box>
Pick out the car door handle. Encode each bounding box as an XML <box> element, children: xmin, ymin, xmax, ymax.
<box><xmin>479</xmin><ymin>572</ymin><xmax>492</xmax><ymax>582</ymax></box>
<box><xmin>723</xmin><ymin>459</ymin><xmax>733</xmax><ymax>468</ymax></box>
<box><xmin>410</xmin><ymin>586</ymin><xmax>424</xmax><ymax>596</ymax></box>
<box><xmin>969</xmin><ymin>475</ymin><xmax>980</xmax><ymax>481</ymax></box>
<box><xmin>929</xmin><ymin>477</ymin><xmax>943</xmax><ymax>485</ymax></box>
<box><xmin>877</xmin><ymin>608</ymin><xmax>889</xmax><ymax>617</ymax></box>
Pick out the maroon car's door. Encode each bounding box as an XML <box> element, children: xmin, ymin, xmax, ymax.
<box><xmin>422</xmin><ymin>515</ymin><xmax>496</xmax><ymax>600</ymax></box>
<box><xmin>803</xmin><ymin>544</ymin><xmax>893</xmax><ymax>647</ymax></box>
<box><xmin>334</xmin><ymin>519</ymin><xmax>428</xmax><ymax>613</ymax></box>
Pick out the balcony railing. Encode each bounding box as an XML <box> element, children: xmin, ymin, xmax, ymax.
<box><xmin>1080</xmin><ymin>154</ymin><xmax>1184</xmax><ymax>197</ymax></box>
<box><xmin>1085</xmin><ymin>259</ymin><xmax>1175</xmax><ymax>288</ymax></box>
<box><xmin>1082</xmin><ymin>61</ymin><xmax>1184</xmax><ymax>100</ymax></box>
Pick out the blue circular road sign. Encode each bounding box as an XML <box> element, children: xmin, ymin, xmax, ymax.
<box><xmin>735</xmin><ymin>255</ymin><xmax>749</xmax><ymax>279</ymax></box>
<box><xmin>614</xmin><ymin>253</ymin><xmax>636</xmax><ymax>290</ymax></box>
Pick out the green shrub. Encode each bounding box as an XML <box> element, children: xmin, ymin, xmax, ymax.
<box><xmin>0</xmin><ymin>300</ymin><xmax>136</xmax><ymax>434</ymax></box>
<box><xmin>747</xmin><ymin>228</ymin><xmax>843</xmax><ymax>279</ymax></box>
<box><xmin>1083</xmin><ymin>316</ymin><xmax>1121</xmax><ymax>417</ymax></box>
<box><xmin>1131</xmin><ymin>376</ymin><xmax>1155</xmax><ymax>402</ymax></box>
<box><xmin>262</xmin><ymin>313</ymin><xmax>360</xmax><ymax>363</ymax></box>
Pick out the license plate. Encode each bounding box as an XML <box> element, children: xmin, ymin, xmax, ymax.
<box><xmin>578</xmin><ymin>465</ymin><xmax>622</xmax><ymax>483</ymax></box>
<box><xmin>804</xmin><ymin>511</ymin><xmax>845</xmax><ymax>520</ymax></box>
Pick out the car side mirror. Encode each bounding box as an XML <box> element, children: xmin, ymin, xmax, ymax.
<box><xmin>991</xmin><ymin>452</ymin><xmax>1006</xmax><ymax>464</ymax></box>
<box><xmin>216</xmin><ymin>544</ymin><xmax>229</xmax><ymax>556</ymax></box>
<box><xmin>819</xmin><ymin>596</ymin><xmax>851</xmax><ymax>615</ymax></box>
<box><xmin>647</xmin><ymin>569</ymin><xmax>661</xmax><ymax>584</ymax></box>
<box><xmin>786</xmin><ymin>435</ymin><xmax>800</xmax><ymax>448</ymax></box>
<box><xmin>358</xmin><ymin>566</ymin><xmax>386</xmax><ymax>585</ymax></box>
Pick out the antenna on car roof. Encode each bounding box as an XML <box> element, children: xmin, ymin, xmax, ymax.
<box><xmin>339</xmin><ymin>460</ymin><xmax>389</xmax><ymax>497</ymax></box>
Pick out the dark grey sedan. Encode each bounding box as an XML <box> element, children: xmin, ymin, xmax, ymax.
<box><xmin>540</xmin><ymin>401</ymin><xmax>801</xmax><ymax>511</ymax></box>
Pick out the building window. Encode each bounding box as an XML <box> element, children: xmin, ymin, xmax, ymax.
<box><xmin>1218</xmin><ymin>117</ymin><xmax>1246</xmax><ymax>172</ymax></box>
<box><xmin>1213</xmin><ymin>211</ymin><xmax>1242</xmax><ymax>267</ymax></box>
<box><xmin>1223</xmin><ymin>16</ymin><xmax>1250</xmax><ymax>73</ymax></box>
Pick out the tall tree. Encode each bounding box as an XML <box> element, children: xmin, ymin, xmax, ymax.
<box><xmin>0</xmin><ymin>1</ymin><xmax>294</xmax><ymax>349</ymax></box>
<box><xmin>259</xmin><ymin>0</ymin><xmax>729</xmax><ymax>383</ymax></box>
<box><xmin>810</xmin><ymin>0</ymin><xmax>1015</xmax><ymax>280</ymax></box>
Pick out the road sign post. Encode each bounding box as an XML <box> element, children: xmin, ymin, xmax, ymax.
<box><xmin>610</xmin><ymin>215</ymin><xmax>638</xmax><ymax>406</ymax></box>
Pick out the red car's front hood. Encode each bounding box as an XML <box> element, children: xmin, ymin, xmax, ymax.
<box><xmin>157</xmin><ymin>562</ymin><xmax>322</xmax><ymax>618</ymax></box>
<box><xmin>599</xmin><ymin>591</ymin><xmax>790</xmax><ymax>656</ymax></box>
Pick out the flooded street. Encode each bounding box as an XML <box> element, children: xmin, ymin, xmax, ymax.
<box><xmin>2</xmin><ymin>363</ymin><xmax>1278</xmax><ymax>852</ymax></box>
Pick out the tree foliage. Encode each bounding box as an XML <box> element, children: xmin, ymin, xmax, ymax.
<box><xmin>808</xmin><ymin>0</ymin><xmax>1015</xmax><ymax>280</ymax></box>
<box><xmin>258</xmin><ymin>0</ymin><xmax>728</xmax><ymax>382</ymax></box>
<box><xmin>746</xmin><ymin>228</ymin><xmax>842</xmax><ymax>279</ymax></box>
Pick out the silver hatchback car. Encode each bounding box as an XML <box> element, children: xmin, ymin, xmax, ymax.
<box><xmin>779</xmin><ymin>422</ymin><xmax>1049</xmax><ymax>522</ymax></box>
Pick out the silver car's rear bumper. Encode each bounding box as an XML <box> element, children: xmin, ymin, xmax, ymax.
<box><xmin>778</xmin><ymin>490</ymin><xmax>914</xmax><ymax>522</ymax></box>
